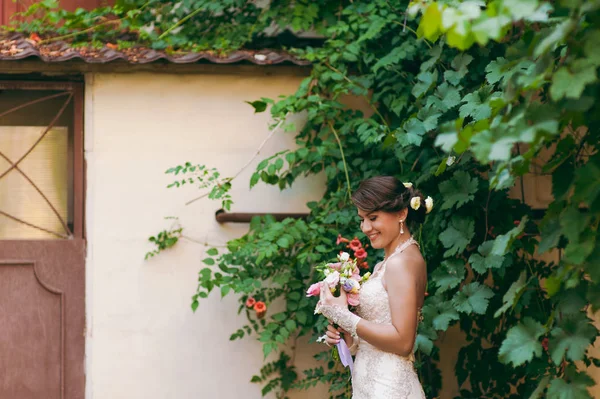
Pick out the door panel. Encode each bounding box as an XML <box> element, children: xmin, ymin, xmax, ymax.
<box><xmin>0</xmin><ymin>81</ymin><xmax>85</xmax><ymax>399</ymax></box>
<box><xmin>0</xmin><ymin>240</ymin><xmax>85</xmax><ymax>399</ymax></box>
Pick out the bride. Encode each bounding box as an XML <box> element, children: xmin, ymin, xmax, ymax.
<box><xmin>318</xmin><ymin>176</ymin><xmax>429</xmax><ymax>398</ymax></box>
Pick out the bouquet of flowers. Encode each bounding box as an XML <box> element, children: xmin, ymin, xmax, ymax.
<box><xmin>306</xmin><ymin>236</ymin><xmax>371</xmax><ymax>371</ymax></box>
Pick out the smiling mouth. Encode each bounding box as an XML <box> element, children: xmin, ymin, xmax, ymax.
<box><xmin>368</xmin><ymin>233</ymin><xmax>379</xmax><ymax>240</ymax></box>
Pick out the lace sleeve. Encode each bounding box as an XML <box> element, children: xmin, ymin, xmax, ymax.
<box><xmin>317</xmin><ymin>304</ymin><xmax>361</xmax><ymax>338</ymax></box>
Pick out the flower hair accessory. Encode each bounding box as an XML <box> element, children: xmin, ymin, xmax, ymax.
<box><xmin>425</xmin><ymin>196</ymin><xmax>434</xmax><ymax>214</ymax></box>
<box><xmin>403</xmin><ymin>182</ymin><xmax>413</xmax><ymax>188</ymax></box>
<box><xmin>410</xmin><ymin>196</ymin><xmax>421</xmax><ymax>210</ymax></box>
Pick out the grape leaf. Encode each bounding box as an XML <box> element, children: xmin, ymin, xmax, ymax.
<box><xmin>469</xmin><ymin>240</ymin><xmax>506</xmax><ymax>274</ymax></box>
<box><xmin>549</xmin><ymin>313</ymin><xmax>599</xmax><ymax>365</ymax></box>
<box><xmin>494</xmin><ymin>271</ymin><xmax>528</xmax><ymax>318</ymax></box>
<box><xmin>438</xmin><ymin>170</ymin><xmax>478</xmax><ymax>210</ymax></box>
<box><xmin>431</xmin><ymin>258</ymin><xmax>465</xmax><ymax>293</ymax></box>
<box><xmin>439</xmin><ymin>216</ymin><xmax>475</xmax><ymax>256</ymax></box>
<box><xmin>452</xmin><ymin>282</ymin><xmax>494</xmax><ymax>315</ymax></box>
<box><xmin>498</xmin><ymin>317</ymin><xmax>545</xmax><ymax>366</ymax></box>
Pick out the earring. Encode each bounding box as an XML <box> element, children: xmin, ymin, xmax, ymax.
<box><xmin>400</xmin><ymin>220</ymin><xmax>404</xmax><ymax>235</ymax></box>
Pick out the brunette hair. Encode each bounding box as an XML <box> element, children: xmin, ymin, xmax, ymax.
<box><xmin>351</xmin><ymin>176</ymin><xmax>427</xmax><ymax>226</ymax></box>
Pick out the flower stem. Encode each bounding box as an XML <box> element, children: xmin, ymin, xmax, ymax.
<box><xmin>328</xmin><ymin>121</ymin><xmax>352</xmax><ymax>201</ymax></box>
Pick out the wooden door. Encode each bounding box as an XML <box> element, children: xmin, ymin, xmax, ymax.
<box><xmin>0</xmin><ymin>81</ymin><xmax>85</xmax><ymax>399</ymax></box>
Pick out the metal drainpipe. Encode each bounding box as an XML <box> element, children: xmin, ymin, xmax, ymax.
<box><xmin>214</xmin><ymin>209</ymin><xmax>309</xmax><ymax>223</ymax></box>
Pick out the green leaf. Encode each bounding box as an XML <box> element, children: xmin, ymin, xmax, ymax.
<box><xmin>491</xmin><ymin>216</ymin><xmax>527</xmax><ymax>256</ymax></box>
<box><xmin>373</xmin><ymin>42</ymin><xmax>415</xmax><ymax>71</ymax></box>
<box><xmin>412</xmin><ymin>70</ymin><xmax>438</xmax><ymax>99</ymax></box>
<box><xmin>263</xmin><ymin>342</ymin><xmax>274</xmax><ymax>359</ymax></box>
<box><xmin>435</xmin><ymin>82</ymin><xmax>462</xmax><ymax>111</ymax></box>
<box><xmin>564</xmin><ymin>230</ymin><xmax>596</xmax><ymax>265</ymax></box>
<box><xmin>539</xmin><ymin>216</ymin><xmax>561</xmax><ymax>254</ymax></box>
<box><xmin>206</xmin><ymin>248</ymin><xmax>219</xmax><ymax>256</ymax></box>
<box><xmin>422</xmin><ymin>296</ymin><xmax>460</xmax><ymax>331</ymax></box>
<box><xmin>547</xmin><ymin>372</ymin><xmax>594</xmax><ymax>399</ymax></box>
<box><xmin>498</xmin><ymin>317</ymin><xmax>545</xmax><ymax>366</ymax></box>
<box><xmin>414</xmin><ymin>333</ymin><xmax>434</xmax><ymax>355</ymax></box>
<box><xmin>418</xmin><ymin>3</ymin><xmax>443</xmax><ymax>41</ymax></box>
<box><xmin>535</xmin><ymin>20</ymin><xmax>576</xmax><ymax>57</ymax></box>
<box><xmin>246</xmin><ymin>100</ymin><xmax>268</xmax><ymax>113</ymax></box>
<box><xmin>438</xmin><ymin>171</ymin><xmax>478</xmax><ymax>210</ymax></box>
<box><xmin>550</xmin><ymin>66</ymin><xmax>597</xmax><ymax>101</ymax></box>
<box><xmin>277</xmin><ymin>237</ymin><xmax>290</xmax><ymax>248</ymax></box>
<box><xmin>459</xmin><ymin>92</ymin><xmax>491</xmax><ymax>121</ymax></box>
<box><xmin>469</xmin><ymin>240</ymin><xmax>506</xmax><ymax>274</ymax></box>
<box><xmin>529</xmin><ymin>376</ymin><xmax>550</xmax><ymax>399</ymax></box>
<box><xmin>452</xmin><ymin>282</ymin><xmax>494</xmax><ymax>315</ymax></box>
<box><xmin>431</xmin><ymin>259</ymin><xmax>465</xmax><ymax>293</ymax></box>
<box><xmin>485</xmin><ymin>57</ymin><xmax>508</xmax><ymax>84</ymax></box>
<box><xmin>202</xmin><ymin>257</ymin><xmax>215</xmax><ymax>265</ymax></box>
<box><xmin>494</xmin><ymin>271</ymin><xmax>528</xmax><ymax>318</ymax></box>
<box><xmin>285</xmin><ymin>319</ymin><xmax>297</xmax><ymax>332</ymax></box>
<box><xmin>439</xmin><ymin>215</ymin><xmax>475</xmax><ymax>256</ymax></box>
<box><xmin>550</xmin><ymin>313</ymin><xmax>599</xmax><ymax>365</ymax></box>
<box><xmin>220</xmin><ymin>285</ymin><xmax>231</xmax><ymax>297</ymax></box>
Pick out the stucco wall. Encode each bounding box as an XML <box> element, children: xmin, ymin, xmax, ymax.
<box><xmin>84</xmin><ymin>72</ymin><xmax>328</xmax><ymax>399</ymax></box>
<box><xmin>84</xmin><ymin>71</ymin><xmax>600</xmax><ymax>399</ymax></box>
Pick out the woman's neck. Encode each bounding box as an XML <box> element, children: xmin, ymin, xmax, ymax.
<box><xmin>384</xmin><ymin>231</ymin><xmax>412</xmax><ymax>259</ymax></box>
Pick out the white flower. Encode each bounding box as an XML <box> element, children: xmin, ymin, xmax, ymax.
<box><xmin>403</xmin><ymin>182</ymin><xmax>413</xmax><ymax>188</ymax></box>
<box><xmin>425</xmin><ymin>196</ymin><xmax>434</xmax><ymax>214</ymax></box>
<box><xmin>254</xmin><ymin>54</ymin><xmax>267</xmax><ymax>61</ymax></box>
<box><xmin>446</xmin><ymin>156</ymin><xmax>456</xmax><ymax>166</ymax></box>
<box><xmin>410</xmin><ymin>196</ymin><xmax>421</xmax><ymax>210</ymax></box>
<box><xmin>316</xmin><ymin>334</ymin><xmax>327</xmax><ymax>343</ymax></box>
<box><xmin>338</xmin><ymin>252</ymin><xmax>350</xmax><ymax>262</ymax></box>
<box><xmin>324</xmin><ymin>271</ymin><xmax>340</xmax><ymax>288</ymax></box>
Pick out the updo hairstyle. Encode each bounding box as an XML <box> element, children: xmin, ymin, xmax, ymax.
<box><xmin>351</xmin><ymin>176</ymin><xmax>427</xmax><ymax>227</ymax></box>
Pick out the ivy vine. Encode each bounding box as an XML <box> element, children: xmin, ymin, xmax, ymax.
<box><xmin>18</xmin><ymin>0</ymin><xmax>600</xmax><ymax>398</ymax></box>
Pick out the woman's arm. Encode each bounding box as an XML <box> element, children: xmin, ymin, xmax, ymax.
<box><xmin>354</xmin><ymin>254</ymin><xmax>426</xmax><ymax>357</ymax></box>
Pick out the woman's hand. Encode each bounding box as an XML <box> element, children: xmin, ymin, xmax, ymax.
<box><xmin>325</xmin><ymin>323</ymin><xmax>353</xmax><ymax>347</ymax></box>
<box><xmin>319</xmin><ymin>282</ymin><xmax>349</xmax><ymax>309</ymax></box>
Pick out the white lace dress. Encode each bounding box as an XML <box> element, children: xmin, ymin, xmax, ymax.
<box><xmin>351</xmin><ymin>239</ymin><xmax>426</xmax><ymax>399</ymax></box>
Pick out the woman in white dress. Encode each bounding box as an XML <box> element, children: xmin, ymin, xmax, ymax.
<box><xmin>318</xmin><ymin>176</ymin><xmax>428</xmax><ymax>398</ymax></box>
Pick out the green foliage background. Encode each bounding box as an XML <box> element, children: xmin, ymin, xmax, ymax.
<box><xmin>17</xmin><ymin>0</ymin><xmax>600</xmax><ymax>397</ymax></box>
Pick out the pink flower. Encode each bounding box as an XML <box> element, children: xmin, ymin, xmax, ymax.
<box><xmin>347</xmin><ymin>293</ymin><xmax>360</xmax><ymax>306</ymax></box>
<box><xmin>327</xmin><ymin>262</ymin><xmax>342</xmax><ymax>271</ymax></box>
<box><xmin>324</xmin><ymin>271</ymin><xmax>340</xmax><ymax>289</ymax></box>
<box><xmin>306</xmin><ymin>282</ymin><xmax>321</xmax><ymax>297</ymax></box>
<box><xmin>354</xmin><ymin>248</ymin><xmax>367</xmax><ymax>260</ymax></box>
<box><xmin>349</xmin><ymin>238</ymin><xmax>362</xmax><ymax>251</ymax></box>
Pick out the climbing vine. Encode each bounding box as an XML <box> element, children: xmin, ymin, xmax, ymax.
<box><xmin>16</xmin><ymin>0</ymin><xmax>600</xmax><ymax>398</ymax></box>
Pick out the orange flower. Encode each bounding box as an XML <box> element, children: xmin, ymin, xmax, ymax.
<box><xmin>29</xmin><ymin>33</ymin><xmax>41</xmax><ymax>42</ymax></box>
<box><xmin>245</xmin><ymin>297</ymin><xmax>256</xmax><ymax>308</ymax></box>
<box><xmin>354</xmin><ymin>248</ymin><xmax>367</xmax><ymax>260</ymax></box>
<box><xmin>359</xmin><ymin>261</ymin><xmax>369</xmax><ymax>270</ymax></box>
<box><xmin>254</xmin><ymin>301</ymin><xmax>267</xmax><ymax>318</ymax></box>
<box><xmin>349</xmin><ymin>238</ymin><xmax>362</xmax><ymax>251</ymax></box>
<box><xmin>336</xmin><ymin>234</ymin><xmax>350</xmax><ymax>245</ymax></box>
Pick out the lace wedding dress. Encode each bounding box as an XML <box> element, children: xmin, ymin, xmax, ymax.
<box><xmin>351</xmin><ymin>237</ymin><xmax>426</xmax><ymax>399</ymax></box>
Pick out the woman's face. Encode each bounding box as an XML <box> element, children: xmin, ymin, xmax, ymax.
<box><xmin>357</xmin><ymin>208</ymin><xmax>404</xmax><ymax>249</ymax></box>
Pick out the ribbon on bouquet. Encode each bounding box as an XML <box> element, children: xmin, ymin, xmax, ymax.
<box><xmin>336</xmin><ymin>339</ymin><xmax>354</xmax><ymax>374</ymax></box>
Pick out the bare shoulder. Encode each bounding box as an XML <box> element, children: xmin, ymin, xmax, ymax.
<box><xmin>385</xmin><ymin>248</ymin><xmax>426</xmax><ymax>279</ymax></box>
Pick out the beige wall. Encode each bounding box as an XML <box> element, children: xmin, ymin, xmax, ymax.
<box><xmin>84</xmin><ymin>71</ymin><xmax>600</xmax><ymax>399</ymax></box>
<box><xmin>84</xmin><ymin>72</ymin><xmax>328</xmax><ymax>399</ymax></box>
